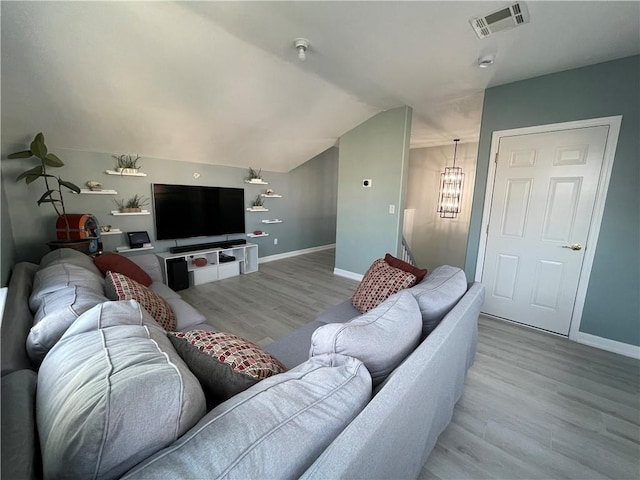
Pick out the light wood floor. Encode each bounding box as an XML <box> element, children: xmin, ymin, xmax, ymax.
<box><xmin>181</xmin><ymin>249</ymin><xmax>640</xmax><ymax>479</ymax></box>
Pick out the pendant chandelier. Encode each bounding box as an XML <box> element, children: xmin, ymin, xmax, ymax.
<box><xmin>437</xmin><ymin>139</ymin><xmax>464</xmax><ymax>218</ymax></box>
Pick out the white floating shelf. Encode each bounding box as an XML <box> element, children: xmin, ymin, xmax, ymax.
<box><xmin>100</xmin><ymin>229</ymin><xmax>122</xmax><ymax>236</ymax></box>
<box><xmin>110</xmin><ymin>210</ymin><xmax>150</xmax><ymax>216</ymax></box>
<box><xmin>244</xmin><ymin>179</ymin><xmax>268</xmax><ymax>185</ymax></box>
<box><xmin>116</xmin><ymin>245</ymin><xmax>155</xmax><ymax>253</ymax></box>
<box><xmin>261</xmin><ymin>219</ymin><xmax>283</xmax><ymax>224</ymax></box>
<box><xmin>260</xmin><ymin>194</ymin><xmax>282</xmax><ymax>198</ymax></box>
<box><xmin>247</xmin><ymin>233</ymin><xmax>269</xmax><ymax>238</ymax></box>
<box><xmin>79</xmin><ymin>189</ymin><xmax>118</xmax><ymax>195</ymax></box>
<box><xmin>105</xmin><ymin>170</ymin><xmax>147</xmax><ymax>177</ymax></box>
<box><xmin>246</xmin><ymin>207</ymin><xmax>269</xmax><ymax>212</ymax></box>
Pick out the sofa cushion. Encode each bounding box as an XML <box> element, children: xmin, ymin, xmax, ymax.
<box><xmin>310</xmin><ymin>291</ymin><xmax>421</xmax><ymax>386</ymax></box>
<box><xmin>1</xmin><ymin>370</ymin><xmax>38</xmax><ymax>480</ymax></box>
<box><xmin>37</xmin><ymin>300</ymin><xmax>206</xmax><ymax>480</ymax></box>
<box><xmin>351</xmin><ymin>259</ymin><xmax>417</xmax><ymax>313</ymax></box>
<box><xmin>314</xmin><ymin>300</ymin><xmax>360</xmax><ymax>325</ymax></box>
<box><xmin>409</xmin><ymin>265</ymin><xmax>468</xmax><ymax>337</ymax></box>
<box><xmin>128</xmin><ymin>253</ymin><xmax>165</xmax><ymax>284</ymax></box>
<box><xmin>166</xmin><ymin>297</ymin><xmax>207</xmax><ymax>330</ymax></box>
<box><xmin>29</xmin><ymin>263</ymin><xmax>104</xmax><ymax>312</ymax></box>
<box><xmin>40</xmin><ymin>247</ymin><xmax>102</xmax><ymax>276</ymax></box>
<box><xmin>168</xmin><ymin>331</ymin><xmax>286</xmax><ymax>407</ymax></box>
<box><xmin>27</xmin><ymin>285</ymin><xmax>108</xmax><ymax>365</ymax></box>
<box><xmin>384</xmin><ymin>253</ymin><xmax>428</xmax><ymax>283</ymax></box>
<box><xmin>94</xmin><ymin>252</ymin><xmax>153</xmax><ymax>286</ymax></box>
<box><xmin>263</xmin><ymin>320</ymin><xmax>326</xmax><ymax>369</ymax></box>
<box><xmin>105</xmin><ymin>271</ymin><xmax>177</xmax><ymax>331</ymax></box>
<box><xmin>122</xmin><ymin>354</ymin><xmax>371</xmax><ymax>480</ymax></box>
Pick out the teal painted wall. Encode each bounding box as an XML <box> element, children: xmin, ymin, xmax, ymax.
<box><xmin>1</xmin><ymin>177</ymin><xmax>16</xmax><ymax>286</ymax></box>
<box><xmin>465</xmin><ymin>55</ymin><xmax>640</xmax><ymax>347</ymax></box>
<box><xmin>1</xmin><ymin>146</ymin><xmax>338</xmax><ymax>267</ymax></box>
<box><xmin>335</xmin><ymin>107</ymin><xmax>412</xmax><ymax>275</ymax></box>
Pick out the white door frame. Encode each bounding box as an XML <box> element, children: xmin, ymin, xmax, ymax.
<box><xmin>475</xmin><ymin>116</ymin><xmax>622</xmax><ymax>341</ymax></box>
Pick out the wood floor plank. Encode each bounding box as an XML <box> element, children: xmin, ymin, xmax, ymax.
<box><xmin>179</xmin><ymin>249</ymin><xmax>640</xmax><ymax>479</ymax></box>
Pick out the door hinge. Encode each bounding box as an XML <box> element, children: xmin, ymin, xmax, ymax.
<box><xmin>486</xmin><ymin>223</ymin><xmax>490</xmax><ymax>234</ymax></box>
<box><xmin>495</xmin><ymin>152</ymin><xmax>499</xmax><ymax>163</ymax></box>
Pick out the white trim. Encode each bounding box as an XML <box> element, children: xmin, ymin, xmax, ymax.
<box><xmin>475</xmin><ymin>116</ymin><xmax>622</xmax><ymax>342</ymax></box>
<box><xmin>576</xmin><ymin>332</ymin><xmax>640</xmax><ymax>360</ymax></box>
<box><xmin>0</xmin><ymin>287</ymin><xmax>8</xmax><ymax>329</ymax></box>
<box><xmin>333</xmin><ymin>268</ymin><xmax>364</xmax><ymax>281</ymax></box>
<box><xmin>259</xmin><ymin>244</ymin><xmax>335</xmax><ymax>264</ymax></box>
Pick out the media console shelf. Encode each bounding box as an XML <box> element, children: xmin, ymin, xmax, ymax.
<box><xmin>156</xmin><ymin>243</ymin><xmax>258</xmax><ymax>287</ymax></box>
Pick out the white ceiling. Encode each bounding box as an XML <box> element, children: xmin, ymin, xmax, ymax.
<box><xmin>2</xmin><ymin>1</ymin><xmax>638</xmax><ymax>172</ymax></box>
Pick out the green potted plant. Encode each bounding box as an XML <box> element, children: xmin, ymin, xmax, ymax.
<box><xmin>8</xmin><ymin>132</ymin><xmax>89</xmax><ymax>249</ymax></box>
<box><xmin>251</xmin><ymin>195</ymin><xmax>265</xmax><ymax>208</ymax></box>
<box><xmin>246</xmin><ymin>167</ymin><xmax>263</xmax><ymax>183</ymax></box>
<box><xmin>113</xmin><ymin>154</ymin><xmax>141</xmax><ymax>174</ymax></box>
<box><xmin>115</xmin><ymin>194</ymin><xmax>149</xmax><ymax>213</ymax></box>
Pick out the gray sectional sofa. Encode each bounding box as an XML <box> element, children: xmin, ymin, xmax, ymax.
<box><xmin>1</xmin><ymin>249</ymin><xmax>484</xmax><ymax>479</ymax></box>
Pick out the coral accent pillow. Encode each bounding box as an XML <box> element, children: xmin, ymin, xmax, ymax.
<box><xmin>94</xmin><ymin>253</ymin><xmax>153</xmax><ymax>287</ymax></box>
<box><xmin>168</xmin><ymin>330</ymin><xmax>287</xmax><ymax>408</ymax></box>
<box><xmin>105</xmin><ymin>271</ymin><xmax>177</xmax><ymax>331</ymax></box>
<box><xmin>351</xmin><ymin>259</ymin><xmax>417</xmax><ymax>313</ymax></box>
<box><xmin>384</xmin><ymin>253</ymin><xmax>428</xmax><ymax>283</ymax></box>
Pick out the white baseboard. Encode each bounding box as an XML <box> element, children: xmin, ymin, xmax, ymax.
<box><xmin>333</xmin><ymin>268</ymin><xmax>363</xmax><ymax>282</ymax></box>
<box><xmin>576</xmin><ymin>332</ymin><xmax>640</xmax><ymax>360</ymax></box>
<box><xmin>259</xmin><ymin>244</ymin><xmax>335</xmax><ymax>264</ymax></box>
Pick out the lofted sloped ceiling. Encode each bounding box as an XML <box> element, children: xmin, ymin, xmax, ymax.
<box><xmin>2</xmin><ymin>1</ymin><xmax>639</xmax><ymax>172</ymax></box>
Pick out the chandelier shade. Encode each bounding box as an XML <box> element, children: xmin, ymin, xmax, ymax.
<box><xmin>437</xmin><ymin>139</ymin><xmax>464</xmax><ymax>218</ymax></box>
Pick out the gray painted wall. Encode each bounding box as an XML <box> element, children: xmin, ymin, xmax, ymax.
<box><xmin>465</xmin><ymin>55</ymin><xmax>639</xmax><ymax>347</ymax></box>
<box><xmin>406</xmin><ymin>142</ymin><xmax>478</xmax><ymax>271</ymax></box>
<box><xmin>335</xmin><ymin>107</ymin><xmax>412</xmax><ymax>275</ymax></box>
<box><xmin>1</xmin><ymin>146</ymin><xmax>338</xmax><ymax>268</ymax></box>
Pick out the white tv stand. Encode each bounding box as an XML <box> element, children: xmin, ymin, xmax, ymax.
<box><xmin>156</xmin><ymin>243</ymin><xmax>258</xmax><ymax>287</ymax></box>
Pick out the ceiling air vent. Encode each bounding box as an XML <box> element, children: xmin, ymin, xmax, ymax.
<box><xmin>469</xmin><ymin>2</ymin><xmax>530</xmax><ymax>39</ymax></box>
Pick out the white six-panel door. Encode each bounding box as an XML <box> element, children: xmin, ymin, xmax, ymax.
<box><xmin>481</xmin><ymin>125</ymin><xmax>609</xmax><ymax>335</ymax></box>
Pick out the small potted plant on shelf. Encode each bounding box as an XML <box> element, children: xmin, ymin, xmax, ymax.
<box><xmin>113</xmin><ymin>154</ymin><xmax>141</xmax><ymax>174</ymax></box>
<box><xmin>251</xmin><ymin>195</ymin><xmax>265</xmax><ymax>209</ymax></box>
<box><xmin>115</xmin><ymin>194</ymin><xmax>149</xmax><ymax>213</ymax></box>
<box><xmin>86</xmin><ymin>180</ymin><xmax>102</xmax><ymax>191</ymax></box>
<box><xmin>8</xmin><ymin>132</ymin><xmax>91</xmax><ymax>251</ymax></box>
<box><xmin>246</xmin><ymin>167</ymin><xmax>263</xmax><ymax>183</ymax></box>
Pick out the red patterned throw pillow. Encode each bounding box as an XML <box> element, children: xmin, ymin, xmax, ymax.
<box><xmin>351</xmin><ymin>258</ymin><xmax>418</xmax><ymax>313</ymax></box>
<box><xmin>384</xmin><ymin>253</ymin><xmax>428</xmax><ymax>283</ymax></box>
<box><xmin>171</xmin><ymin>330</ymin><xmax>286</xmax><ymax>380</ymax></box>
<box><xmin>105</xmin><ymin>271</ymin><xmax>177</xmax><ymax>331</ymax></box>
<box><xmin>168</xmin><ymin>330</ymin><xmax>287</xmax><ymax>408</ymax></box>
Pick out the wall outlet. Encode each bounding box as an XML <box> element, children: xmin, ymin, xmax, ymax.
<box><xmin>274</xmin><ymin>238</ymin><xmax>278</xmax><ymax>245</ymax></box>
<box><xmin>389</xmin><ymin>204</ymin><xmax>395</xmax><ymax>214</ymax></box>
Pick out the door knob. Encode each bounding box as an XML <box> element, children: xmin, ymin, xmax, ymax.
<box><xmin>562</xmin><ymin>244</ymin><xmax>583</xmax><ymax>251</ymax></box>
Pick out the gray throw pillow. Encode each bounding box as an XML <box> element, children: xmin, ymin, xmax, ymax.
<box><xmin>29</xmin><ymin>263</ymin><xmax>104</xmax><ymax>312</ymax></box>
<box><xmin>122</xmin><ymin>354</ymin><xmax>371</xmax><ymax>480</ymax></box>
<box><xmin>39</xmin><ymin>247</ymin><xmax>102</xmax><ymax>276</ymax></box>
<box><xmin>27</xmin><ymin>285</ymin><xmax>108</xmax><ymax>365</ymax></box>
<box><xmin>408</xmin><ymin>265</ymin><xmax>468</xmax><ymax>337</ymax></box>
<box><xmin>37</xmin><ymin>301</ymin><xmax>205</xmax><ymax>480</ymax></box>
<box><xmin>309</xmin><ymin>291</ymin><xmax>422</xmax><ymax>386</ymax></box>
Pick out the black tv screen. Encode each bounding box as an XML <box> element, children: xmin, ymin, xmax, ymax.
<box><xmin>153</xmin><ymin>184</ymin><xmax>245</xmax><ymax>240</ymax></box>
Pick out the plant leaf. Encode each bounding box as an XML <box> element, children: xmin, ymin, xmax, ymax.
<box><xmin>16</xmin><ymin>165</ymin><xmax>44</xmax><ymax>182</ymax></box>
<box><xmin>25</xmin><ymin>174</ymin><xmax>41</xmax><ymax>185</ymax></box>
<box><xmin>37</xmin><ymin>190</ymin><xmax>55</xmax><ymax>204</ymax></box>
<box><xmin>7</xmin><ymin>150</ymin><xmax>32</xmax><ymax>159</ymax></box>
<box><xmin>30</xmin><ymin>133</ymin><xmax>47</xmax><ymax>159</ymax></box>
<box><xmin>44</xmin><ymin>153</ymin><xmax>64</xmax><ymax>167</ymax></box>
<box><xmin>37</xmin><ymin>198</ymin><xmax>60</xmax><ymax>204</ymax></box>
<box><xmin>59</xmin><ymin>179</ymin><xmax>80</xmax><ymax>193</ymax></box>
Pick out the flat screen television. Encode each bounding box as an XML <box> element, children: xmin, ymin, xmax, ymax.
<box><xmin>152</xmin><ymin>184</ymin><xmax>245</xmax><ymax>240</ymax></box>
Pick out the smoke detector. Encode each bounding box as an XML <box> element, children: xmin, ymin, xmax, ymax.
<box><xmin>469</xmin><ymin>2</ymin><xmax>530</xmax><ymax>39</ymax></box>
